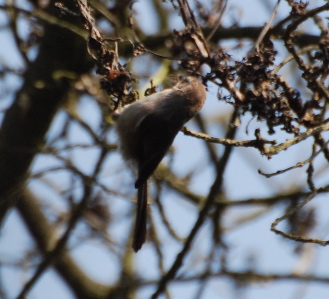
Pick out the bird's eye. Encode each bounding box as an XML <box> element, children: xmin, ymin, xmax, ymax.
<box><xmin>178</xmin><ymin>75</ymin><xmax>188</xmax><ymax>83</ymax></box>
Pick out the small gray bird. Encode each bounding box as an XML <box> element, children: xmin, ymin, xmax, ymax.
<box><xmin>114</xmin><ymin>76</ymin><xmax>206</xmax><ymax>251</ymax></box>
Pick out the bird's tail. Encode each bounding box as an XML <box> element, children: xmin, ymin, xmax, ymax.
<box><xmin>133</xmin><ymin>181</ymin><xmax>147</xmax><ymax>252</ymax></box>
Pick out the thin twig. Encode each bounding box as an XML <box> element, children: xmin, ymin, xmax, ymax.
<box><xmin>259</xmin><ymin>140</ymin><xmax>329</xmax><ymax>178</ymax></box>
<box><xmin>252</xmin><ymin>0</ymin><xmax>281</xmax><ymax>53</ymax></box>
<box><xmin>182</xmin><ymin>127</ymin><xmax>276</xmax><ymax>148</ymax></box>
<box><xmin>263</xmin><ymin>123</ymin><xmax>329</xmax><ymax>157</ymax></box>
<box><xmin>271</xmin><ymin>190</ymin><xmax>329</xmax><ymax>246</ymax></box>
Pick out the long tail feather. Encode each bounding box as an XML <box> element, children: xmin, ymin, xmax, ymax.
<box><xmin>133</xmin><ymin>182</ymin><xmax>147</xmax><ymax>252</ymax></box>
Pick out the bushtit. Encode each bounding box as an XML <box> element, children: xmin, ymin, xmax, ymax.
<box><xmin>114</xmin><ymin>76</ymin><xmax>206</xmax><ymax>251</ymax></box>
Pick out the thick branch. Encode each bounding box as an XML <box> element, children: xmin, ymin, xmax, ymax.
<box><xmin>0</xmin><ymin>0</ymin><xmax>92</xmax><ymax>225</ymax></box>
